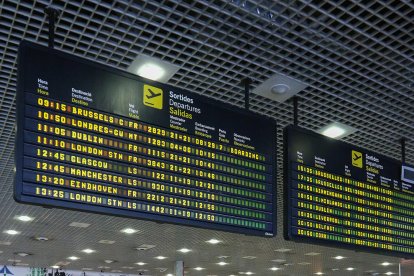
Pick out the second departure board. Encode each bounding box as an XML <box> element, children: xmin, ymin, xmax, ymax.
<box><xmin>285</xmin><ymin>126</ymin><xmax>414</xmax><ymax>257</ymax></box>
<box><xmin>15</xmin><ymin>41</ymin><xmax>276</xmax><ymax>237</ymax></box>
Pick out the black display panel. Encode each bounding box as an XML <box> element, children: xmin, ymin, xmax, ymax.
<box><xmin>15</xmin><ymin>41</ymin><xmax>276</xmax><ymax>237</ymax></box>
<box><xmin>285</xmin><ymin>126</ymin><xmax>414</xmax><ymax>257</ymax></box>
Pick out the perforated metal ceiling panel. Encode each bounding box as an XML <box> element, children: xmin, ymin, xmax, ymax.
<box><xmin>0</xmin><ymin>0</ymin><xmax>413</xmax><ymax>275</ymax></box>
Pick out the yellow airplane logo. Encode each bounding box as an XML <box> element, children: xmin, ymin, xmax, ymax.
<box><xmin>351</xmin><ymin>150</ymin><xmax>363</xmax><ymax>168</ymax></box>
<box><xmin>143</xmin><ymin>84</ymin><xmax>163</xmax><ymax>109</ymax></box>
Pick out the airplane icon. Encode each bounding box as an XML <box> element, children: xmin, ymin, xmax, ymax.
<box><xmin>143</xmin><ymin>84</ymin><xmax>163</xmax><ymax>109</ymax></box>
<box><xmin>351</xmin><ymin>150</ymin><xmax>363</xmax><ymax>168</ymax></box>
<box><xmin>146</xmin><ymin>88</ymin><xmax>162</xmax><ymax>99</ymax></box>
<box><xmin>353</xmin><ymin>152</ymin><xmax>362</xmax><ymax>161</ymax></box>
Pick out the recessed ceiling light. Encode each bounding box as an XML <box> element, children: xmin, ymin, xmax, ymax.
<box><xmin>206</xmin><ymin>239</ymin><xmax>222</xmax><ymax>244</ymax></box>
<box><xmin>271</xmin><ymin>259</ymin><xmax>286</xmax><ymax>263</ymax></box>
<box><xmin>305</xmin><ymin>252</ymin><xmax>321</xmax><ymax>256</ymax></box>
<box><xmin>136</xmin><ymin>262</ymin><xmax>147</xmax><ymax>266</ymax></box>
<box><xmin>217</xmin><ymin>262</ymin><xmax>228</xmax><ymax>266</ymax></box>
<box><xmin>68</xmin><ymin>222</ymin><xmax>90</xmax><ymax>228</ymax></box>
<box><xmin>51</xmin><ymin>266</ymin><xmax>60</xmax><ymax>269</ymax></box>
<box><xmin>270</xmin><ymin>267</ymin><xmax>281</xmax><ymax>271</ymax></box>
<box><xmin>177</xmin><ymin>248</ymin><xmax>191</xmax><ymax>253</ymax></box>
<box><xmin>15</xmin><ymin>215</ymin><xmax>34</xmax><ymax>222</ymax></box>
<box><xmin>318</xmin><ymin>122</ymin><xmax>356</xmax><ymax>139</ymax></box>
<box><xmin>127</xmin><ymin>54</ymin><xmax>180</xmax><ymax>82</ymax></box>
<box><xmin>252</xmin><ymin>72</ymin><xmax>307</xmax><ymax>103</ymax></box>
<box><xmin>381</xmin><ymin>262</ymin><xmax>391</xmax><ymax>266</ymax></box>
<box><xmin>166</xmin><ymin>274</ymin><xmax>174</xmax><ymax>276</ymax></box>
<box><xmin>274</xmin><ymin>248</ymin><xmax>292</xmax><ymax>253</ymax></box>
<box><xmin>4</xmin><ymin>230</ymin><xmax>20</xmax><ymax>235</ymax></box>
<box><xmin>34</xmin><ymin>236</ymin><xmax>49</xmax><ymax>242</ymax></box>
<box><xmin>155</xmin><ymin>256</ymin><xmax>167</xmax><ymax>260</ymax></box>
<box><xmin>385</xmin><ymin>272</ymin><xmax>394</xmax><ymax>275</ymax></box>
<box><xmin>137</xmin><ymin>63</ymin><xmax>165</xmax><ymax>81</ymax></box>
<box><xmin>16</xmin><ymin>252</ymin><xmax>31</xmax><ymax>257</ymax></box>
<box><xmin>271</xmin><ymin>84</ymin><xmax>290</xmax><ymax>95</ymax></box>
<box><xmin>82</xmin><ymin>249</ymin><xmax>95</xmax><ymax>254</ymax></box>
<box><xmin>315</xmin><ymin>273</ymin><xmax>324</xmax><ymax>275</ymax></box>
<box><xmin>98</xmin><ymin>240</ymin><xmax>115</xmax><ymax>244</ymax></box>
<box><xmin>104</xmin><ymin>260</ymin><xmax>115</xmax><ymax>264</ymax></box>
<box><xmin>346</xmin><ymin>267</ymin><xmax>355</xmax><ymax>271</ymax></box>
<box><xmin>121</xmin><ymin>228</ymin><xmax>138</xmax><ymax>234</ymax></box>
<box><xmin>194</xmin><ymin>267</ymin><xmax>204</xmax><ymax>271</ymax></box>
<box><xmin>67</xmin><ymin>256</ymin><xmax>79</xmax><ymax>260</ymax></box>
<box><xmin>331</xmin><ymin>268</ymin><xmax>340</xmax><ymax>271</ymax></box>
<box><xmin>245</xmin><ymin>272</ymin><xmax>254</xmax><ymax>275</ymax></box>
<box><xmin>135</xmin><ymin>244</ymin><xmax>156</xmax><ymax>251</ymax></box>
<box><xmin>333</xmin><ymin>256</ymin><xmax>346</xmax><ymax>260</ymax></box>
<box><xmin>242</xmin><ymin>256</ymin><xmax>257</xmax><ymax>260</ymax></box>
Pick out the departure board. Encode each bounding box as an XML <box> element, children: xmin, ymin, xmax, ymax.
<box><xmin>14</xmin><ymin>41</ymin><xmax>276</xmax><ymax>236</ymax></box>
<box><xmin>285</xmin><ymin>126</ymin><xmax>414</xmax><ymax>257</ymax></box>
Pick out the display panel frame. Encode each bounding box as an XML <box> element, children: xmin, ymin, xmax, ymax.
<box><xmin>15</xmin><ymin>41</ymin><xmax>277</xmax><ymax>237</ymax></box>
<box><xmin>284</xmin><ymin>125</ymin><xmax>414</xmax><ymax>258</ymax></box>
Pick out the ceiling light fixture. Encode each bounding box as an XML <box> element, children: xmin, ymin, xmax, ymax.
<box><xmin>270</xmin><ymin>267</ymin><xmax>281</xmax><ymax>271</ymax></box>
<box><xmin>4</xmin><ymin>230</ymin><xmax>20</xmax><ymax>235</ymax></box>
<box><xmin>318</xmin><ymin>122</ymin><xmax>357</xmax><ymax>139</ymax></box>
<box><xmin>381</xmin><ymin>262</ymin><xmax>391</xmax><ymax>266</ymax></box>
<box><xmin>34</xmin><ymin>236</ymin><xmax>49</xmax><ymax>242</ymax></box>
<box><xmin>305</xmin><ymin>252</ymin><xmax>321</xmax><ymax>256</ymax></box>
<box><xmin>51</xmin><ymin>266</ymin><xmax>59</xmax><ymax>269</ymax></box>
<box><xmin>137</xmin><ymin>63</ymin><xmax>165</xmax><ymax>81</ymax></box>
<box><xmin>121</xmin><ymin>228</ymin><xmax>138</xmax><ymax>234</ymax></box>
<box><xmin>67</xmin><ymin>256</ymin><xmax>79</xmax><ymax>260</ymax></box>
<box><xmin>252</xmin><ymin>72</ymin><xmax>307</xmax><ymax>103</ymax></box>
<box><xmin>16</xmin><ymin>252</ymin><xmax>31</xmax><ymax>257</ymax></box>
<box><xmin>346</xmin><ymin>267</ymin><xmax>355</xmax><ymax>271</ymax></box>
<box><xmin>385</xmin><ymin>272</ymin><xmax>394</xmax><ymax>275</ymax></box>
<box><xmin>98</xmin><ymin>240</ymin><xmax>115</xmax><ymax>244</ymax></box>
<box><xmin>68</xmin><ymin>222</ymin><xmax>90</xmax><ymax>228</ymax></box>
<box><xmin>271</xmin><ymin>84</ymin><xmax>290</xmax><ymax>94</ymax></box>
<box><xmin>136</xmin><ymin>262</ymin><xmax>146</xmax><ymax>266</ymax></box>
<box><xmin>245</xmin><ymin>272</ymin><xmax>254</xmax><ymax>275</ymax></box>
<box><xmin>217</xmin><ymin>262</ymin><xmax>228</xmax><ymax>266</ymax></box>
<box><xmin>155</xmin><ymin>256</ymin><xmax>167</xmax><ymax>260</ymax></box>
<box><xmin>177</xmin><ymin>248</ymin><xmax>191</xmax><ymax>253</ymax></box>
<box><xmin>206</xmin><ymin>239</ymin><xmax>222</xmax><ymax>244</ymax></box>
<box><xmin>104</xmin><ymin>260</ymin><xmax>115</xmax><ymax>264</ymax></box>
<box><xmin>194</xmin><ymin>267</ymin><xmax>204</xmax><ymax>271</ymax></box>
<box><xmin>16</xmin><ymin>215</ymin><xmax>34</xmax><ymax>222</ymax></box>
<box><xmin>82</xmin><ymin>249</ymin><xmax>96</xmax><ymax>254</ymax></box>
<box><xmin>127</xmin><ymin>54</ymin><xmax>180</xmax><ymax>82</ymax></box>
<box><xmin>274</xmin><ymin>248</ymin><xmax>292</xmax><ymax>253</ymax></box>
<box><xmin>315</xmin><ymin>273</ymin><xmax>324</xmax><ymax>275</ymax></box>
<box><xmin>242</xmin><ymin>256</ymin><xmax>257</xmax><ymax>260</ymax></box>
<box><xmin>333</xmin><ymin>256</ymin><xmax>345</xmax><ymax>260</ymax></box>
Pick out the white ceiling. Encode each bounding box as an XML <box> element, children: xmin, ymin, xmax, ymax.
<box><xmin>0</xmin><ymin>0</ymin><xmax>413</xmax><ymax>275</ymax></box>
